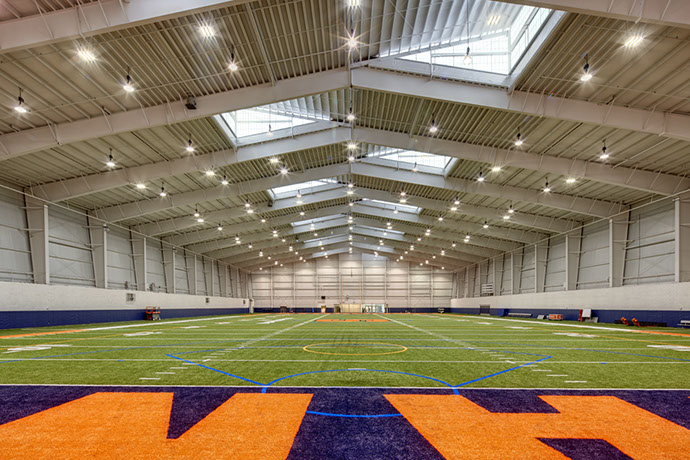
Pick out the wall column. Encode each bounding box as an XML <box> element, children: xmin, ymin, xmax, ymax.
<box><xmin>25</xmin><ymin>195</ymin><xmax>50</xmax><ymax>284</ymax></box>
<box><xmin>565</xmin><ymin>228</ymin><xmax>582</xmax><ymax>291</ymax></box>
<box><xmin>676</xmin><ymin>191</ymin><xmax>690</xmax><ymax>282</ymax></box>
<box><xmin>610</xmin><ymin>210</ymin><xmax>630</xmax><ymax>288</ymax></box>
<box><xmin>87</xmin><ymin>214</ymin><xmax>108</xmax><ymax>289</ymax></box>
<box><xmin>203</xmin><ymin>258</ymin><xmax>214</xmax><ymax>296</ymax></box>
<box><xmin>132</xmin><ymin>232</ymin><xmax>147</xmax><ymax>291</ymax></box>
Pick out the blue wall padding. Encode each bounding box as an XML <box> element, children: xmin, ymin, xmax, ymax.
<box><xmin>0</xmin><ymin>308</ymin><xmax>249</xmax><ymax>330</ymax></box>
<box><xmin>449</xmin><ymin>307</ymin><xmax>688</xmax><ymax>326</ymax></box>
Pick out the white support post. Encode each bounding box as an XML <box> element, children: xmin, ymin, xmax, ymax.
<box><xmin>131</xmin><ymin>232</ymin><xmax>147</xmax><ymax>291</ymax></box>
<box><xmin>463</xmin><ymin>266</ymin><xmax>470</xmax><ymax>298</ymax></box>
<box><xmin>479</xmin><ymin>262</ymin><xmax>487</xmax><ymax>293</ymax></box>
<box><xmin>87</xmin><ymin>214</ymin><xmax>108</xmax><ymax>289</ymax></box>
<box><xmin>609</xmin><ymin>210</ymin><xmax>630</xmax><ymax>288</ymax></box>
<box><xmin>535</xmin><ymin>241</ymin><xmax>549</xmax><ymax>293</ymax></box>
<box><xmin>565</xmin><ymin>228</ymin><xmax>582</xmax><ymax>291</ymax></box>
<box><xmin>467</xmin><ymin>265</ymin><xmax>476</xmax><ymax>298</ymax></box>
<box><xmin>186</xmin><ymin>252</ymin><xmax>197</xmax><ymax>295</ymax></box>
<box><xmin>162</xmin><ymin>247</ymin><xmax>176</xmax><ymax>294</ymax></box>
<box><xmin>220</xmin><ymin>264</ymin><xmax>229</xmax><ymax>297</ymax></box>
<box><xmin>24</xmin><ymin>195</ymin><xmax>50</xmax><ymax>284</ymax></box>
<box><xmin>676</xmin><ymin>191</ymin><xmax>690</xmax><ymax>283</ymax></box>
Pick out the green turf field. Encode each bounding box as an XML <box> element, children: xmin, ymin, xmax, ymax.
<box><xmin>1</xmin><ymin>313</ymin><xmax>689</xmax><ymax>389</ymax></box>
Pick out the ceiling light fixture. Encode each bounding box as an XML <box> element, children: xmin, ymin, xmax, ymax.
<box><xmin>198</xmin><ymin>24</ymin><xmax>215</xmax><ymax>38</ymax></box>
<box><xmin>105</xmin><ymin>149</ymin><xmax>116</xmax><ymax>168</ymax></box>
<box><xmin>543</xmin><ymin>181</ymin><xmax>551</xmax><ymax>193</ymax></box>
<box><xmin>624</xmin><ymin>36</ymin><xmax>644</xmax><ymax>48</ymax></box>
<box><xmin>228</xmin><ymin>47</ymin><xmax>239</xmax><ymax>71</ymax></box>
<box><xmin>13</xmin><ymin>88</ymin><xmax>27</xmax><ymax>113</ymax></box>
<box><xmin>566</xmin><ymin>177</ymin><xmax>576</xmax><ymax>184</ymax></box>
<box><xmin>491</xmin><ymin>166</ymin><xmax>502</xmax><ymax>173</ymax></box>
<box><xmin>580</xmin><ymin>54</ymin><xmax>592</xmax><ymax>82</ymax></box>
<box><xmin>346</xmin><ymin>29</ymin><xmax>357</xmax><ymax>49</ymax></box>
<box><xmin>477</xmin><ymin>171</ymin><xmax>485</xmax><ymax>182</ymax></box>
<box><xmin>508</xmin><ymin>204</ymin><xmax>515</xmax><ymax>214</ymax></box>
<box><xmin>78</xmin><ymin>48</ymin><xmax>96</xmax><ymax>62</ymax></box>
<box><xmin>280</xmin><ymin>166</ymin><xmax>288</xmax><ymax>175</ymax></box>
<box><xmin>429</xmin><ymin>118</ymin><xmax>438</xmax><ymax>134</ymax></box>
<box><xmin>135</xmin><ymin>183</ymin><xmax>146</xmax><ymax>189</ymax></box>
<box><xmin>122</xmin><ymin>69</ymin><xmax>134</xmax><ymax>93</ymax></box>
<box><xmin>599</xmin><ymin>141</ymin><xmax>609</xmax><ymax>160</ymax></box>
<box><xmin>186</xmin><ymin>135</ymin><xmax>195</xmax><ymax>153</ymax></box>
<box><xmin>515</xmin><ymin>130</ymin><xmax>523</xmax><ymax>146</ymax></box>
<box><xmin>159</xmin><ymin>186</ymin><xmax>167</xmax><ymax>197</ymax></box>
<box><xmin>346</xmin><ymin>108</ymin><xmax>355</xmax><ymax>122</ymax></box>
<box><xmin>221</xmin><ymin>176</ymin><xmax>229</xmax><ymax>185</ymax></box>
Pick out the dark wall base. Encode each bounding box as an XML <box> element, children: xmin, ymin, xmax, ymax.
<box><xmin>449</xmin><ymin>307</ymin><xmax>689</xmax><ymax>327</ymax></box>
<box><xmin>0</xmin><ymin>308</ymin><xmax>250</xmax><ymax>330</ymax></box>
<box><xmin>254</xmin><ymin>307</ymin><xmax>446</xmax><ymax>314</ymax></box>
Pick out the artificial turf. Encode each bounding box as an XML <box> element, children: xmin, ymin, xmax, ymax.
<box><xmin>1</xmin><ymin>313</ymin><xmax>689</xmax><ymax>389</ymax></box>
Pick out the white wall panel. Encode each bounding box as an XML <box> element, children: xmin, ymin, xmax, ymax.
<box><xmin>0</xmin><ymin>187</ymin><xmax>32</xmax><ymax>282</ymax></box>
<box><xmin>174</xmin><ymin>251</ymin><xmax>189</xmax><ymax>294</ymax></box>
<box><xmin>624</xmin><ymin>202</ymin><xmax>675</xmax><ymax>285</ymax></box>
<box><xmin>146</xmin><ymin>240</ymin><xmax>166</xmax><ymax>292</ymax></box>
<box><xmin>577</xmin><ymin>221</ymin><xmax>609</xmax><ymax>290</ymax></box>
<box><xmin>106</xmin><ymin>227</ymin><xmax>135</xmax><ymax>290</ymax></box>
<box><xmin>519</xmin><ymin>246</ymin><xmax>535</xmax><ymax>293</ymax></box>
<box><xmin>544</xmin><ymin>236</ymin><xmax>566</xmax><ymax>292</ymax></box>
<box><xmin>48</xmin><ymin>207</ymin><xmax>94</xmax><ymax>287</ymax></box>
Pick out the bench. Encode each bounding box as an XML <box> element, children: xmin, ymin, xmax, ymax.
<box><xmin>507</xmin><ymin>312</ymin><xmax>532</xmax><ymax>318</ymax></box>
<box><xmin>679</xmin><ymin>320</ymin><xmax>690</xmax><ymax>328</ymax></box>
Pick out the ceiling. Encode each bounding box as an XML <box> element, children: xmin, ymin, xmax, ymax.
<box><xmin>0</xmin><ymin>0</ymin><xmax>688</xmax><ymax>271</ymax></box>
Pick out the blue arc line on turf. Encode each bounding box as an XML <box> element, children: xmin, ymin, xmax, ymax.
<box><xmin>452</xmin><ymin>355</ymin><xmax>553</xmax><ymax>388</ymax></box>
<box><xmin>305</xmin><ymin>411</ymin><xmax>403</xmax><ymax>418</ymax></box>
<box><xmin>260</xmin><ymin>368</ymin><xmax>459</xmax><ymax>394</ymax></box>
<box><xmin>166</xmin><ymin>354</ymin><xmax>263</xmax><ymax>385</ymax></box>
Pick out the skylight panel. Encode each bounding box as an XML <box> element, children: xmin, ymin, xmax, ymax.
<box><xmin>359</xmin><ymin>225</ymin><xmax>404</xmax><ymax>235</ymax></box>
<box><xmin>372</xmin><ymin>148</ymin><xmax>452</xmax><ymax>170</ymax></box>
<box><xmin>292</xmin><ymin>215</ymin><xmax>344</xmax><ymax>228</ymax></box>
<box><xmin>271</xmin><ymin>179</ymin><xmax>337</xmax><ymax>196</ymax></box>
<box><xmin>217</xmin><ymin>106</ymin><xmax>318</xmax><ymax>139</ymax></box>
<box><xmin>367</xmin><ymin>199</ymin><xmax>420</xmax><ymax>214</ymax></box>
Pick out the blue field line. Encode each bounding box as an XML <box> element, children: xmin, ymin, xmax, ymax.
<box><xmin>166</xmin><ymin>354</ymin><xmax>263</xmax><ymax>385</ymax></box>
<box><xmin>260</xmin><ymin>368</ymin><xmax>459</xmax><ymax>394</ymax></box>
<box><xmin>468</xmin><ymin>341</ymin><xmax>690</xmax><ymax>362</ymax></box>
<box><xmin>452</xmin><ymin>355</ymin><xmax>553</xmax><ymax>388</ymax></box>
<box><xmin>305</xmin><ymin>411</ymin><xmax>403</xmax><ymax>418</ymax></box>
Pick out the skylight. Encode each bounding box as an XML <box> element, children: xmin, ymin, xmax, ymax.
<box><xmin>386</xmin><ymin>3</ymin><xmax>552</xmax><ymax>76</ymax></box>
<box><xmin>292</xmin><ymin>215</ymin><xmax>344</xmax><ymax>228</ymax></box>
<box><xmin>271</xmin><ymin>179</ymin><xmax>337</xmax><ymax>197</ymax></box>
<box><xmin>367</xmin><ymin>199</ymin><xmax>420</xmax><ymax>214</ymax></box>
<box><xmin>359</xmin><ymin>225</ymin><xmax>404</xmax><ymax>235</ymax></box>
<box><xmin>369</xmin><ymin>148</ymin><xmax>452</xmax><ymax>170</ymax></box>
<box><xmin>216</xmin><ymin>105</ymin><xmax>318</xmax><ymax>139</ymax></box>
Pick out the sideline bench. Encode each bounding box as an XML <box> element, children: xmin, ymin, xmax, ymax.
<box><xmin>507</xmin><ymin>312</ymin><xmax>531</xmax><ymax>318</ymax></box>
<box><xmin>679</xmin><ymin>320</ymin><xmax>690</xmax><ymax>328</ymax></box>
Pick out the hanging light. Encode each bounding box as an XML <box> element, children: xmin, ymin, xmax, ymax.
<box><xmin>221</xmin><ymin>175</ymin><xmax>229</xmax><ymax>185</ymax></box>
<box><xmin>412</xmin><ymin>162</ymin><xmax>419</xmax><ymax>172</ymax></box>
<box><xmin>122</xmin><ymin>69</ymin><xmax>134</xmax><ymax>93</ymax></box>
<box><xmin>346</xmin><ymin>107</ymin><xmax>355</xmax><ymax>122</ymax></box>
<box><xmin>78</xmin><ymin>48</ymin><xmax>96</xmax><ymax>62</ymax></box>
<box><xmin>217</xmin><ymin>225</ymin><xmax>223</xmax><ymax>231</ymax></box>
<box><xmin>197</xmin><ymin>217</ymin><xmax>205</xmax><ymax>223</ymax></box>
<box><xmin>267</xmin><ymin>125</ymin><xmax>274</xmax><ymax>137</ymax></box>
<box><xmin>228</xmin><ymin>48</ymin><xmax>239</xmax><ymax>71</ymax></box>
<box><xmin>135</xmin><ymin>183</ymin><xmax>146</xmax><ymax>190</ymax></box>
<box><xmin>193</xmin><ymin>208</ymin><xmax>200</xmax><ymax>218</ymax></box>
<box><xmin>491</xmin><ymin>166</ymin><xmax>502</xmax><ymax>173</ymax></box>
<box><xmin>477</xmin><ymin>171</ymin><xmax>485</xmax><ymax>182</ymax></box>
<box><xmin>599</xmin><ymin>141</ymin><xmax>609</xmax><ymax>160</ymax></box>
<box><xmin>280</xmin><ymin>166</ymin><xmax>288</xmax><ymax>175</ymax></box>
<box><xmin>393</xmin><ymin>208</ymin><xmax>398</xmax><ymax>214</ymax></box>
<box><xmin>205</xmin><ymin>170</ymin><xmax>215</xmax><ymax>177</ymax></box>
<box><xmin>566</xmin><ymin>177</ymin><xmax>576</xmax><ymax>184</ymax></box>
<box><xmin>159</xmin><ymin>185</ymin><xmax>168</xmax><ymax>197</ymax></box>
<box><xmin>106</xmin><ymin>149</ymin><xmax>116</xmax><ymax>168</ymax></box>
<box><xmin>580</xmin><ymin>54</ymin><xmax>592</xmax><ymax>81</ymax></box>
<box><xmin>429</xmin><ymin>118</ymin><xmax>438</xmax><ymax>133</ymax></box>
<box><xmin>346</xmin><ymin>29</ymin><xmax>357</xmax><ymax>49</ymax></box>
<box><xmin>508</xmin><ymin>204</ymin><xmax>515</xmax><ymax>214</ymax></box>
<box><xmin>186</xmin><ymin>136</ymin><xmax>195</xmax><ymax>153</ymax></box>
<box><xmin>438</xmin><ymin>216</ymin><xmax>443</xmax><ymax>221</ymax></box>
<box><xmin>347</xmin><ymin>141</ymin><xmax>357</xmax><ymax>150</ymax></box>
<box><xmin>14</xmin><ymin>88</ymin><xmax>27</xmax><ymax>113</ymax></box>
<box><xmin>463</xmin><ymin>46</ymin><xmax>472</xmax><ymax>65</ymax></box>
<box><xmin>543</xmin><ymin>181</ymin><xmax>551</xmax><ymax>193</ymax></box>
<box><xmin>515</xmin><ymin>130</ymin><xmax>523</xmax><ymax>146</ymax></box>
<box><xmin>483</xmin><ymin>221</ymin><xmax>489</xmax><ymax>229</ymax></box>
<box><xmin>198</xmin><ymin>24</ymin><xmax>215</xmax><ymax>38</ymax></box>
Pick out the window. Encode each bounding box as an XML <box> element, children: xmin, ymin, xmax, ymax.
<box><xmin>370</xmin><ymin>148</ymin><xmax>453</xmax><ymax>170</ymax></box>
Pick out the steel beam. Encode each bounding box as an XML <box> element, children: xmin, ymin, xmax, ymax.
<box><xmin>354</xmin><ymin>127</ymin><xmax>690</xmax><ymax>197</ymax></box>
<box><xmin>675</xmin><ymin>191</ymin><xmax>690</xmax><ymax>282</ymax></box>
<box><xmin>492</xmin><ymin>0</ymin><xmax>690</xmax><ymax>29</ymax></box>
<box><xmin>24</xmin><ymin>195</ymin><xmax>50</xmax><ymax>284</ymax></box>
